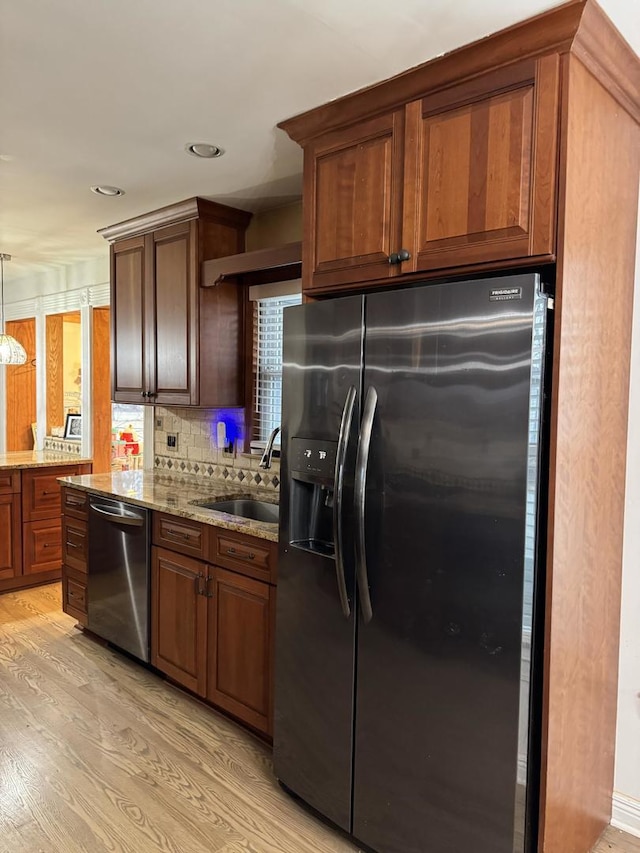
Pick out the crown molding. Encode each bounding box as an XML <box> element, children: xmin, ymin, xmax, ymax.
<box><xmin>278</xmin><ymin>0</ymin><xmax>640</xmax><ymax>145</ymax></box>
<box><xmin>98</xmin><ymin>196</ymin><xmax>253</xmax><ymax>242</ymax></box>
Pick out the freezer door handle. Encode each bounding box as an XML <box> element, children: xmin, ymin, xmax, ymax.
<box><xmin>355</xmin><ymin>385</ymin><xmax>377</xmax><ymax>623</ymax></box>
<box><xmin>90</xmin><ymin>504</ymin><xmax>145</xmax><ymax>527</ymax></box>
<box><xmin>333</xmin><ymin>385</ymin><xmax>357</xmax><ymax>618</ymax></box>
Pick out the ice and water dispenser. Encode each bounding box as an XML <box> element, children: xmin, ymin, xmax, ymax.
<box><xmin>288</xmin><ymin>437</ymin><xmax>337</xmax><ymax>558</ymax></box>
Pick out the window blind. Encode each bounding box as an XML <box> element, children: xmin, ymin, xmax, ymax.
<box><xmin>254</xmin><ymin>293</ymin><xmax>302</xmax><ymax>441</ymax></box>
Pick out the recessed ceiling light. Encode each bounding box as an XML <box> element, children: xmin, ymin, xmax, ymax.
<box><xmin>185</xmin><ymin>143</ymin><xmax>224</xmax><ymax>159</ymax></box>
<box><xmin>90</xmin><ymin>185</ymin><xmax>125</xmax><ymax>197</ymax></box>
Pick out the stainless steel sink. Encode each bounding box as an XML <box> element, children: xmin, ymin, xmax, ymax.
<box><xmin>190</xmin><ymin>498</ymin><xmax>279</xmax><ymax>524</ymax></box>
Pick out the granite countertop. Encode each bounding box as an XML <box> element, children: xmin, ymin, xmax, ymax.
<box><xmin>0</xmin><ymin>451</ymin><xmax>93</xmax><ymax>470</ymax></box>
<box><xmin>59</xmin><ymin>470</ymin><xmax>279</xmax><ymax>542</ymax></box>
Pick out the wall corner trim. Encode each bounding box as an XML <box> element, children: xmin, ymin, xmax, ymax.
<box><xmin>612</xmin><ymin>792</ymin><xmax>640</xmax><ymax>838</ymax></box>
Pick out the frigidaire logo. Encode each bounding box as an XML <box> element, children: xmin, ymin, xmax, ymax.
<box><xmin>489</xmin><ymin>287</ymin><xmax>523</xmax><ymax>301</ymax></box>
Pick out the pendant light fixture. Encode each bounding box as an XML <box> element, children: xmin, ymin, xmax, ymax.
<box><xmin>0</xmin><ymin>254</ymin><xmax>27</xmax><ymax>365</ymax></box>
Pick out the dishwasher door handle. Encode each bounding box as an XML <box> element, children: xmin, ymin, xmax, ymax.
<box><xmin>90</xmin><ymin>504</ymin><xmax>145</xmax><ymax>527</ymax></box>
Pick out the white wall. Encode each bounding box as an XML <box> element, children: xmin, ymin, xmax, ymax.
<box><xmin>5</xmin><ymin>256</ymin><xmax>109</xmax><ymax>302</ymax></box>
<box><xmin>613</xmin><ymin>189</ymin><xmax>640</xmax><ymax>836</ymax></box>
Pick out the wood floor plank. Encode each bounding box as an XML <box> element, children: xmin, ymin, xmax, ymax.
<box><xmin>0</xmin><ymin>585</ymin><xmax>358</xmax><ymax>853</ymax></box>
<box><xmin>0</xmin><ymin>584</ymin><xmax>638</xmax><ymax>853</ymax></box>
<box><xmin>595</xmin><ymin>828</ymin><xmax>640</xmax><ymax>852</ymax></box>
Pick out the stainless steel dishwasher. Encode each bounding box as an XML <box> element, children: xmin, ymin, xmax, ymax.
<box><xmin>88</xmin><ymin>495</ymin><xmax>150</xmax><ymax>662</ymax></box>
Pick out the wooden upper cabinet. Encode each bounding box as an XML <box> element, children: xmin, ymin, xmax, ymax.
<box><xmin>403</xmin><ymin>56</ymin><xmax>560</xmax><ymax>272</ymax></box>
<box><xmin>102</xmin><ymin>198</ymin><xmax>252</xmax><ymax>408</ymax></box>
<box><xmin>301</xmin><ymin>56</ymin><xmax>559</xmax><ymax>291</ymax></box>
<box><xmin>305</xmin><ymin>111</ymin><xmax>405</xmax><ymax>290</ymax></box>
<box><xmin>111</xmin><ymin>236</ymin><xmax>146</xmax><ymax>403</ymax></box>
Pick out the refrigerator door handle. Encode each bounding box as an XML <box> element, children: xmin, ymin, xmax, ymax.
<box><xmin>355</xmin><ymin>385</ymin><xmax>377</xmax><ymax>624</ymax></box>
<box><xmin>333</xmin><ymin>385</ymin><xmax>357</xmax><ymax>618</ymax></box>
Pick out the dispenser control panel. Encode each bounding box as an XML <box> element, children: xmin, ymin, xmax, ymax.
<box><xmin>291</xmin><ymin>437</ymin><xmax>337</xmax><ymax>479</ymax></box>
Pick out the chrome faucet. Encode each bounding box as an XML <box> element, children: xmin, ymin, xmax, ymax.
<box><xmin>259</xmin><ymin>426</ymin><xmax>281</xmax><ymax>469</ymax></box>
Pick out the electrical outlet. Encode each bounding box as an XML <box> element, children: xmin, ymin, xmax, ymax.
<box><xmin>166</xmin><ymin>433</ymin><xmax>178</xmax><ymax>450</ymax></box>
<box><xmin>156</xmin><ymin>416</ymin><xmax>163</xmax><ymax>429</ymax></box>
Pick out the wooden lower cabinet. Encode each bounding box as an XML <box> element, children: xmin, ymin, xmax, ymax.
<box><xmin>0</xmin><ymin>466</ymin><xmax>90</xmax><ymax>594</ymax></box>
<box><xmin>0</xmin><ymin>493</ymin><xmax>22</xmax><ymax>582</ymax></box>
<box><xmin>207</xmin><ymin>567</ymin><xmax>274</xmax><ymax>735</ymax></box>
<box><xmin>151</xmin><ymin>546</ymin><xmax>208</xmax><ymax>696</ymax></box>
<box><xmin>61</xmin><ymin>486</ymin><xmax>89</xmax><ymax>625</ymax></box>
<box><xmin>150</xmin><ymin>521</ymin><xmax>276</xmax><ymax>738</ymax></box>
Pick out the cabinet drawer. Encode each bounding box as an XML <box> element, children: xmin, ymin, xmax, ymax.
<box><xmin>23</xmin><ymin>519</ymin><xmax>62</xmax><ymax>575</ymax></box>
<box><xmin>62</xmin><ymin>568</ymin><xmax>87</xmax><ymax>625</ymax></box>
<box><xmin>62</xmin><ymin>487</ymin><xmax>89</xmax><ymax>520</ymax></box>
<box><xmin>153</xmin><ymin>512</ymin><xmax>208</xmax><ymax>559</ymax></box>
<box><xmin>0</xmin><ymin>471</ymin><xmax>20</xmax><ymax>495</ymax></box>
<box><xmin>212</xmin><ymin>529</ymin><xmax>277</xmax><ymax>583</ymax></box>
<box><xmin>22</xmin><ymin>467</ymin><xmax>67</xmax><ymax>521</ymax></box>
<box><xmin>63</xmin><ymin>516</ymin><xmax>88</xmax><ymax>572</ymax></box>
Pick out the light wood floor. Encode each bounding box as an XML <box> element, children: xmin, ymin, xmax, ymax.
<box><xmin>0</xmin><ymin>584</ymin><xmax>637</xmax><ymax>853</ymax></box>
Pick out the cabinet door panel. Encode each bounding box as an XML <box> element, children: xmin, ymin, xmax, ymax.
<box><xmin>306</xmin><ymin>112</ymin><xmax>404</xmax><ymax>291</ymax></box>
<box><xmin>112</xmin><ymin>236</ymin><xmax>147</xmax><ymax>402</ymax></box>
<box><xmin>406</xmin><ymin>55</ymin><xmax>559</xmax><ymax>272</ymax></box>
<box><xmin>151</xmin><ymin>222</ymin><xmax>196</xmax><ymax>405</ymax></box>
<box><xmin>0</xmin><ymin>494</ymin><xmax>21</xmax><ymax>581</ymax></box>
<box><xmin>151</xmin><ymin>546</ymin><xmax>207</xmax><ymax>695</ymax></box>
<box><xmin>208</xmin><ymin>567</ymin><xmax>273</xmax><ymax>735</ymax></box>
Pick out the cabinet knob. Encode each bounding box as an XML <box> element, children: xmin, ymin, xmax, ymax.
<box><xmin>389</xmin><ymin>249</ymin><xmax>411</xmax><ymax>265</ymax></box>
<box><xmin>141</xmin><ymin>391</ymin><xmax>147</xmax><ymax>398</ymax></box>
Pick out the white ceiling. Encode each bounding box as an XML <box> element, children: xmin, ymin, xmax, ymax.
<box><xmin>1</xmin><ymin>0</ymin><xmax>638</xmax><ymax>285</ymax></box>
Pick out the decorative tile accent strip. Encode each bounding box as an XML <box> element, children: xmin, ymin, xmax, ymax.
<box><xmin>44</xmin><ymin>437</ymin><xmax>82</xmax><ymax>455</ymax></box>
<box><xmin>154</xmin><ymin>454</ymin><xmax>280</xmax><ymax>490</ymax></box>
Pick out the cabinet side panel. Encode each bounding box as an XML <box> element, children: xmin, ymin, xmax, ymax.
<box><xmin>540</xmin><ymin>57</ymin><xmax>640</xmax><ymax>853</ymax></box>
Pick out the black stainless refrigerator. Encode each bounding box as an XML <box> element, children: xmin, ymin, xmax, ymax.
<box><xmin>274</xmin><ymin>273</ymin><xmax>551</xmax><ymax>853</ymax></box>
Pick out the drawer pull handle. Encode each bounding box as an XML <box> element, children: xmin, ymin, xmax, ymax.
<box><xmin>226</xmin><ymin>547</ymin><xmax>255</xmax><ymax>560</ymax></box>
<box><xmin>67</xmin><ymin>498</ymin><xmax>84</xmax><ymax>506</ymax></box>
<box><xmin>66</xmin><ymin>541</ymin><xmax>80</xmax><ymax>549</ymax></box>
<box><xmin>166</xmin><ymin>529</ymin><xmax>192</xmax><ymax>540</ymax></box>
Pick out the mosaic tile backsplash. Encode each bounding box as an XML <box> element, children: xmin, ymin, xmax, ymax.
<box><xmin>154</xmin><ymin>406</ymin><xmax>280</xmax><ymax>490</ymax></box>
